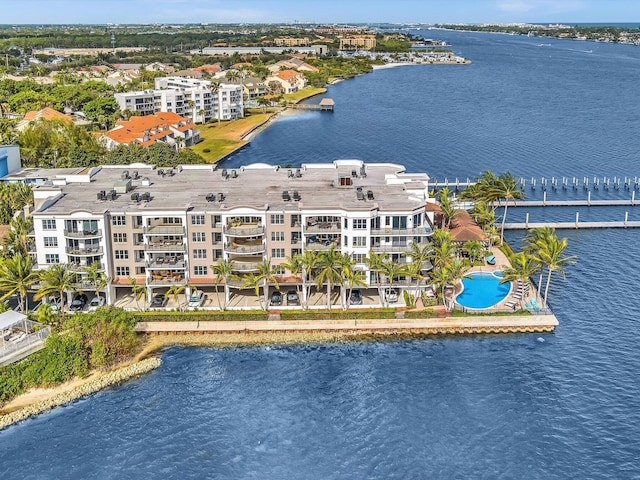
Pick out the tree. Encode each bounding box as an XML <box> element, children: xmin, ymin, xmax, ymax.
<box><xmin>129</xmin><ymin>277</ymin><xmax>147</xmax><ymax>310</ymax></box>
<box><xmin>500</xmin><ymin>252</ymin><xmax>540</xmax><ymax>308</ymax></box>
<box><xmin>255</xmin><ymin>259</ymin><xmax>280</xmax><ymax>310</ymax></box>
<box><xmin>166</xmin><ymin>283</ymin><xmax>188</xmax><ymax>311</ymax></box>
<box><xmin>299</xmin><ymin>249</ymin><xmax>319</xmax><ymax>309</ymax></box>
<box><xmin>82</xmin><ymin>96</ymin><xmax>118</xmax><ymax>122</ymax></box>
<box><xmin>85</xmin><ymin>262</ymin><xmax>109</xmax><ymax>297</ymax></box>
<box><xmin>343</xmin><ymin>263</ymin><xmax>367</xmax><ymax>309</ymax></box>
<box><xmin>437</xmin><ymin>187</ymin><xmax>459</xmax><ymax>229</ymax></box>
<box><xmin>462</xmin><ymin>240</ymin><xmax>485</xmax><ymax>264</ymax></box>
<box><xmin>536</xmin><ymin>234</ymin><xmax>576</xmax><ymax>307</ymax></box>
<box><xmin>484</xmin><ymin>172</ymin><xmax>524</xmax><ymax>245</ymax></box>
<box><xmin>281</xmin><ymin>254</ymin><xmax>303</xmax><ymax>306</ymax></box>
<box><xmin>1</xmin><ymin>215</ymin><xmax>33</xmax><ymax>259</ymax></box>
<box><xmin>211</xmin><ymin>258</ymin><xmax>236</xmax><ymax>310</ymax></box>
<box><xmin>523</xmin><ymin>227</ymin><xmax>555</xmax><ymax>298</ymax></box>
<box><xmin>377</xmin><ymin>258</ymin><xmax>412</xmax><ymax>307</ymax></box>
<box><xmin>35</xmin><ymin>264</ymin><xmax>78</xmax><ymax>314</ymax></box>
<box><xmin>408</xmin><ymin>241</ymin><xmax>433</xmax><ymax>283</ymax></box>
<box><xmin>257</xmin><ymin>96</ymin><xmax>270</xmax><ymax>113</ymax></box>
<box><xmin>0</xmin><ymin>256</ymin><xmax>39</xmax><ymax>313</ymax></box>
<box><xmin>315</xmin><ymin>245</ymin><xmax>343</xmax><ymax>310</ymax></box>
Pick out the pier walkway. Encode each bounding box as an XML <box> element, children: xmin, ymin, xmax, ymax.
<box><xmin>289</xmin><ymin>98</ymin><xmax>335</xmax><ymax>111</ymax></box>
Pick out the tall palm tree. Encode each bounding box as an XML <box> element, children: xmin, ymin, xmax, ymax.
<box><xmin>437</xmin><ymin>187</ymin><xmax>459</xmax><ymax>230</ymax></box>
<box><xmin>212</xmin><ymin>258</ymin><xmax>236</xmax><ymax>310</ymax></box>
<box><xmin>0</xmin><ymin>256</ymin><xmax>39</xmax><ymax>313</ymax></box>
<box><xmin>523</xmin><ymin>227</ymin><xmax>555</xmax><ymax>298</ymax></box>
<box><xmin>129</xmin><ymin>277</ymin><xmax>147</xmax><ymax>311</ymax></box>
<box><xmin>536</xmin><ymin>235</ymin><xmax>576</xmax><ymax>307</ymax></box>
<box><xmin>299</xmin><ymin>249</ymin><xmax>319</xmax><ymax>309</ymax></box>
<box><xmin>315</xmin><ymin>245</ymin><xmax>343</xmax><ymax>310</ymax></box>
<box><xmin>241</xmin><ymin>272</ymin><xmax>263</xmax><ymax>309</ymax></box>
<box><xmin>343</xmin><ymin>264</ymin><xmax>367</xmax><ymax>309</ymax></box>
<box><xmin>365</xmin><ymin>250</ymin><xmax>386</xmax><ymax>296</ymax></box>
<box><xmin>85</xmin><ymin>262</ymin><xmax>109</xmax><ymax>297</ymax></box>
<box><xmin>166</xmin><ymin>283</ymin><xmax>188</xmax><ymax>311</ymax></box>
<box><xmin>378</xmin><ymin>258</ymin><xmax>411</xmax><ymax>307</ymax></box>
<box><xmin>462</xmin><ymin>240</ymin><xmax>485</xmax><ymax>265</ymax></box>
<box><xmin>470</xmin><ymin>200</ymin><xmax>495</xmax><ymax>232</ymax></box>
<box><xmin>1</xmin><ymin>216</ymin><xmax>33</xmax><ymax>258</ymax></box>
<box><xmin>486</xmin><ymin>172</ymin><xmax>525</xmax><ymax>245</ymax></box>
<box><xmin>500</xmin><ymin>252</ymin><xmax>540</xmax><ymax>308</ymax></box>
<box><xmin>256</xmin><ymin>259</ymin><xmax>280</xmax><ymax>310</ymax></box>
<box><xmin>409</xmin><ymin>241</ymin><xmax>433</xmax><ymax>282</ymax></box>
<box><xmin>281</xmin><ymin>254</ymin><xmax>303</xmax><ymax>304</ymax></box>
<box><xmin>35</xmin><ymin>264</ymin><xmax>78</xmax><ymax>314</ymax></box>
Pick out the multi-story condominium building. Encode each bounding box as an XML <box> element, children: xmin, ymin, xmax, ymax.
<box><xmin>339</xmin><ymin>34</ymin><xmax>377</xmax><ymax>51</ymax></box>
<box><xmin>114</xmin><ymin>77</ymin><xmax>243</xmax><ymax>124</ymax></box>
<box><xmin>27</xmin><ymin>160</ymin><xmax>435</xmax><ymax>307</ymax></box>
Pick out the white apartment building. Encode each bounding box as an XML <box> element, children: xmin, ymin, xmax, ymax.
<box><xmin>26</xmin><ymin>160</ymin><xmax>435</xmax><ymax>308</ymax></box>
<box><xmin>114</xmin><ymin>77</ymin><xmax>243</xmax><ymax>124</ymax></box>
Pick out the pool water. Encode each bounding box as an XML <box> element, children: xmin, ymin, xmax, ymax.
<box><xmin>455</xmin><ymin>271</ymin><xmax>511</xmax><ymax>309</ymax></box>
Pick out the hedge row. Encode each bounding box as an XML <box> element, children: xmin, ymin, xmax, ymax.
<box><xmin>134</xmin><ymin>310</ymin><xmax>268</xmax><ymax>322</ymax></box>
<box><xmin>404</xmin><ymin>309</ymin><xmax>441</xmax><ymax>319</ymax></box>
<box><xmin>279</xmin><ymin>309</ymin><xmax>396</xmax><ymax>321</ymax></box>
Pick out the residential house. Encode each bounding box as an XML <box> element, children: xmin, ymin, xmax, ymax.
<box><xmin>265</xmin><ymin>70</ymin><xmax>307</xmax><ymax>94</ymax></box>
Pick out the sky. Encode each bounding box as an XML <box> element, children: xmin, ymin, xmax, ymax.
<box><xmin>1</xmin><ymin>0</ymin><xmax>639</xmax><ymax>25</ymax></box>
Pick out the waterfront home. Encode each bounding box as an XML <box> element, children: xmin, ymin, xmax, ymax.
<box><xmin>265</xmin><ymin>70</ymin><xmax>308</xmax><ymax>94</ymax></box>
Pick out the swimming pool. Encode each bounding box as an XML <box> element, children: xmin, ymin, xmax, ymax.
<box><xmin>455</xmin><ymin>271</ymin><xmax>511</xmax><ymax>309</ymax></box>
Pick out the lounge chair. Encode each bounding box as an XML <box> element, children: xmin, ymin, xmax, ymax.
<box><xmin>504</xmin><ymin>301</ymin><xmax>517</xmax><ymax>310</ymax></box>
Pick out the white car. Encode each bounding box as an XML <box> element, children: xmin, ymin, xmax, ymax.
<box><xmin>188</xmin><ymin>290</ymin><xmax>205</xmax><ymax>308</ymax></box>
<box><xmin>384</xmin><ymin>288</ymin><xmax>399</xmax><ymax>303</ymax></box>
<box><xmin>88</xmin><ymin>296</ymin><xmax>105</xmax><ymax>312</ymax></box>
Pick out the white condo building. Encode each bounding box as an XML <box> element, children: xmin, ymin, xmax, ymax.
<box><xmin>114</xmin><ymin>77</ymin><xmax>243</xmax><ymax>124</ymax></box>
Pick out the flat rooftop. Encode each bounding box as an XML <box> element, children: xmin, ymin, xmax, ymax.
<box><xmin>33</xmin><ymin>161</ymin><xmax>431</xmax><ymax>215</ymax></box>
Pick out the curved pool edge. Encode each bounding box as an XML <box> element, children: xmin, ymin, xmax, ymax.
<box><xmin>454</xmin><ymin>270</ymin><xmax>511</xmax><ymax>310</ymax></box>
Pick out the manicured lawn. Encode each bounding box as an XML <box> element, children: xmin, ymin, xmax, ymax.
<box><xmin>283</xmin><ymin>86</ymin><xmax>327</xmax><ymax>103</ymax></box>
<box><xmin>188</xmin><ymin>112</ymin><xmax>278</xmax><ymax>162</ymax></box>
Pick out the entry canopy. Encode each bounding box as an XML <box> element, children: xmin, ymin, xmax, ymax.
<box><xmin>0</xmin><ymin>311</ymin><xmax>28</xmax><ymax>330</ymax></box>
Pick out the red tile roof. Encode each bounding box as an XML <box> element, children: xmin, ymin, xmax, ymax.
<box><xmin>105</xmin><ymin>112</ymin><xmax>194</xmax><ymax>147</ymax></box>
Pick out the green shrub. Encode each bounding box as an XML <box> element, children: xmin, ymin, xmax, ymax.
<box><xmin>404</xmin><ymin>309</ymin><xmax>440</xmax><ymax>319</ymax></box>
<box><xmin>279</xmin><ymin>309</ymin><xmax>396</xmax><ymax>321</ymax></box>
<box><xmin>134</xmin><ymin>310</ymin><xmax>268</xmax><ymax>322</ymax></box>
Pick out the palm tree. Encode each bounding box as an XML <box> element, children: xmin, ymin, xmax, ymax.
<box><xmin>212</xmin><ymin>258</ymin><xmax>236</xmax><ymax>310</ymax></box>
<box><xmin>486</xmin><ymin>172</ymin><xmax>525</xmax><ymax>245</ymax></box>
<box><xmin>523</xmin><ymin>227</ymin><xmax>555</xmax><ymax>299</ymax></box>
<box><xmin>299</xmin><ymin>249</ymin><xmax>319</xmax><ymax>309</ymax></box>
<box><xmin>343</xmin><ymin>263</ymin><xmax>367</xmax><ymax>309</ymax></box>
<box><xmin>281</xmin><ymin>254</ymin><xmax>303</xmax><ymax>305</ymax></box>
<box><xmin>35</xmin><ymin>264</ymin><xmax>78</xmax><ymax>314</ymax></box>
<box><xmin>256</xmin><ymin>259</ymin><xmax>280</xmax><ymax>310</ymax></box>
<box><xmin>536</xmin><ymin>235</ymin><xmax>576</xmax><ymax>307</ymax></box>
<box><xmin>365</xmin><ymin>250</ymin><xmax>386</xmax><ymax>289</ymax></box>
<box><xmin>257</xmin><ymin>96</ymin><xmax>270</xmax><ymax>113</ymax></box>
<box><xmin>0</xmin><ymin>256</ymin><xmax>39</xmax><ymax>313</ymax></box>
<box><xmin>240</xmin><ymin>272</ymin><xmax>263</xmax><ymax>309</ymax></box>
<box><xmin>378</xmin><ymin>258</ymin><xmax>412</xmax><ymax>307</ymax></box>
<box><xmin>408</xmin><ymin>241</ymin><xmax>433</xmax><ymax>283</ymax></box>
<box><xmin>315</xmin><ymin>245</ymin><xmax>343</xmax><ymax>310</ymax></box>
<box><xmin>166</xmin><ymin>283</ymin><xmax>188</xmax><ymax>311</ymax></box>
<box><xmin>445</xmin><ymin>260</ymin><xmax>472</xmax><ymax>311</ymax></box>
<box><xmin>437</xmin><ymin>187</ymin><xmax>459</xmax><ymax>230</ymax></box>
<box><xmin>470</xmin><ymin>200</ymin><xmax>495</xmax><ymax>231</ymax></box>
<box><xmin>462</xmin><ymin>240</ymin><xmax>485</xmax><ymax>264</ymax></box>
<box><xmin>129</xmin><ymin>276</ymin><xmax>147</xmax><ymax>310</ymax></box>
<box><xmin>500</xmin><ymin>252</ymin><xmax>540</xmax><ymax>308</ymax></box>
<box><xmin>85</xmin><ymin>262</ymin><xmax>109</xmax><ymax>298</ymax></box>
<box><xmin>1</xmin><ymin>215</ymin><xmax>33</xmax><ymax>258</ymax></box>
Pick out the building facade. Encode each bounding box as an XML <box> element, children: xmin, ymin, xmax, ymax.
<box><xmin>27</xmin><ymin>161</ymin><xmax>435</xmax><ymax>307</ymax></box>
<box><xmin>114</xmin><ymin>77</ymin><xmax>243</xmax><ymax>124</ymax></box>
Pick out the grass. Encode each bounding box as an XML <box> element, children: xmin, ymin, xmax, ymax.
<box><xmin>283</xmin><ymin>86</ymin><xmax>327</xmax><ymax>103</ymax></box>
<box><xmin>188</xmin><ymin>111</ymin><xmax>278</xmax><ymax>163</ymax></box>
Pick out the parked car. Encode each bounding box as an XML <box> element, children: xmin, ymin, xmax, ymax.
<box><xmin>270</xmin><ymin>290</ymin><xmax>283</xmax><ymax>306</ymax></box>
<box><xmin>349</xmin><ymin>289</ymin><xmax>363</xmax><ymax>305</ymax></box>
<box><xmin>150</xmin><ymin>294</ymin><xmax>167</xmax><ymax>308</ymax></box>
<box><xmin>188</xmin><ymin>290</ymin><xmax>205</xmax><ymax>308</ymax></box>
<box><xmin>286</xmin><ymin>290</ymin><xmax>300</xmax><ymax>306</ymax></box>
<box><xmin>87</xmin><ymin>296</ymin><xmax>105</xmax><ymax>312</ymax></box>
<box><xmin>69</xmin><ymin>293</ymin><xmax>88</xmax><ymax>311</ymax></box>
<box><xmin>46</xmin><ymin>296</ymin><xmax>62</xmax><ymax>312</ymax></box>
<box><xmin>384</xmin><ymin>288</ymin><xmax>399</xmax><ymax>303</ymax></box>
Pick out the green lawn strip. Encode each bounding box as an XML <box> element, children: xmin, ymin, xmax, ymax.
<box><xmin>283</xmin><ymin>86</ymin><xmax>327</xmax><ymax>103</ymax></box>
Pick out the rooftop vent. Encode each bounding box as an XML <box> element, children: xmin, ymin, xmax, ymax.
<box><xmin>367</xmin><ymin>190</ymin><xmax>375</xmax><ymax>200</ymax></box>
<box><xmin>114</xmin><ymin>179</ymin><xmax>132</xmax><ymax>194</ymax></box>
<box><xmin>108</xmin><ymin>189</ymin><xmax>117</xmax><ymax>200</ymax></box>
<box><xmin>356</xmin><ymin>190</ymin><xmax>365</xmax><ymax>201</ymax></box>
<box><xmin>157</xmin><ymin>168</ymin><xmax>164</xmax><ymax>176</ymax></box>
<box><xmin>282</xmin><ymin>190</ymin><xmax>291</xmax><ymax>201</ymax></box>
<box><xmin>141</xmin><ymin>177</ymin><xmax>151</xmax><ymax>186</ymax></box>
<box><xmin>231</xmin><ymin>170</ymin><xmax>238</xmax><ymax>178</ymax></box>
<box><xmin>141</xmin><ymin>192</ymin><xmax>151</xmax><ymax>202</ymax></box>
<box><xmin>221</xmin><ymin>169</ymin><xmax>228</xmax><ymax>179</ymax></box>
<box><xmin>206</xmin><ymin>193</ymin><xmax>216</xmax><ymax>202</ymax></box>
<box><xmin>122</xmin><ymin>170</ymin><xmax>130</xmax><ymax>180</ymax></box>
<box><xmin>97</xmin><ymin>190</ymin><xmax>106</xmax><ymax>201</ymax></box>
<box><xmin>296</xmin><ymin>168</ymin><xmax>302</xmax><ymax>178</ymax></box>
<box><xmin>293</xmin><ymin>190</ymin><xmax>301</xmax><ymax>201</ymax></box>
<box><xmin>217</xmin><ymin>193</ymin><xmax>225</xmax><ymax>202</ymax></box>
<box><xmin>131</xmin><ymin>192</ymin><xmax>140</xmax><ymax>202</ymax></box>
<box><xmin>132</xmin><ymin>170</ymin><xmax>139</xmax><ymax>179</ymax></box>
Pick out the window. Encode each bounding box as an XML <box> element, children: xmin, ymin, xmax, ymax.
<box><xmin>353</xmin><ymin>253</ymin><xmax>366</xmax><ymax>264</ymax></box>
<box><xmin>42</xmin><ymin>219</ymin><xmax>56</xmax><ymax>230</ymax></box>
<box><xmin>45</xmin><ymin>254</ymin><xmax>59</xmax><ymax>264</ymax></box>
<box><xmin>212</xmin><ymin>232</ymin><xmax>222</xmax><ymax>244</ymax></box>
<box><xmin>115</xmin><ymin>250</ymin><xmax>129</xmax><ymax>260</ymax></box>
<box><xmin>191</xmin><ymin>215</ymin><xmax>205</xmax><ymax>225</ymax></box>
<box><xmin>272</xmin><ymin>248</ymin><xmax>285</xmax><ymax>258</ymax></box>
<box><xmin>192</xmin><ymin>232</ymin><xmax>206</xmax><ymax>243</ymax></box>
<box><xmin>275</xmin><ymin>266</ymin><xmax>286</xmax><ymax>275</ymax></box>
<box><xmin>194</xmin><ymin>265</ymin><xmax>208</xmax><ymax>276</ymax></box>
<box><xmin>116</xmin><ymin>266</ymin><xmax>130</xmax><ymax>276</ymax></box>
<box><xmin>353</xmin><ymin>219</ymin><xmax>367</xmax><ymax>229</ymax></box>
<box><xmin>352</xmin><ymin>236</ymin><xmax>367</xmax><ymax>247</ymax></box>
<box><xmin>44</xmin><ymin>237</ymin><xmax>58</xmax><ymax>248</ymax></box>
<box><xmin>212</xmin><ymin>215</ymin><xmax>222</xmax><ymax>227</ymax></box>
<box><xmin>271</xmin><ymin>231</ymin><xmax>285</xmax><ymax>242</ymax></box>
<box><xmin>193</xmin><ymin>249</ymin><xmax>207</xmax><ymax>259</ymax></box>
<box><xmin>112</xmin><ymin>215</ymin><xmax>126</xmax><ymax>226</ymax></box>
<box><xmin>413</xmin><ymin>213</ymin><xmax>422</xmax><ymax>227</ymax></box>
<box><xmin>113</xmin><ymin>233</ymin><xmax>128</xmax><ymax>243</ymax></box>
<box><xmin>270</xmin><ymin>214</ymin><xmax>284</xmax><ymax>225</ymax></box>
<box><xmin>213</xmin><ymin>249</ymin><xmax>223</xmax><ymax>260</ymax></box>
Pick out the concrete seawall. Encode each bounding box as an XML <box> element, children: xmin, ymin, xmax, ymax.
<box><xmin>136</xmin><ymin>315</ymin><xmax>559</xmax><ymax>336</ymax></box>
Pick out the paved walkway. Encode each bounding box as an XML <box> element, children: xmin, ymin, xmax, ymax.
<box><xmin>136</xmin><ymin>315</ymin><xmax>558</xmax><ymax>335</ymax></box>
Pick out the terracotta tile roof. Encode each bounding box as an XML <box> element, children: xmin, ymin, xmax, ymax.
<box><xmin>273</xmin><ymin>69</ymin><xmax>305</xmax><ymax>81</ymax></box>
<box><xmin>193</xmin><ymin>64</ymin><xmax>220</xmax><ymax>73</ymax></box>
<box><xmin>105</xmin><ymin>112</ymin><xmax>194</xmax><ymax>147</ymax></box>
<box><xmin>22</xmin><ymin>107</ymin><xmax>71</xmax><ymax>123</ymax></box>
<box><xmin>449</xmin><ymin>210</ymin><xmax>488</xmax><ymax>243</ymax></box>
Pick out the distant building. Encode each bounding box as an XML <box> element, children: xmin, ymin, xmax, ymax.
<box><xmin>114</xmin><ymin>77</ymin><xmax>243</xmax><ymax>123</ymax></box>
<box><xmin>339</xmin><ymin>34</ymin><xmax>377</xmax><ymax>51</ymax></box>
<box><xmin>15</xmin><ymin>108</ymin><xmax>73</xmax><ymax>132</ymax></box>
<box><xmin>100</xmin><ymin>112</ymin><xmax>200</xmax><ymax>150</ymax></box>
<box><xmin>274</xmin><ymin>37</ymin><xmax>311</xmax><ymax>47</ymax></box>
<box><xmin>192</xmin><ymin>45</ymin><xmax>327</xmax><ymax>56</ymax></box>
<box><xmin>265</xmin><ymin>70</ymin><xmax>307</xmax><ymax>94</ymax></box>
<box><xmin>267</xmin><ymin>58</ymin><xmax>319</xmax><ymax>73</ymax></box>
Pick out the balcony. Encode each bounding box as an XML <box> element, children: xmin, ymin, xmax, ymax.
<box><xmin>146</xmin><ymin>257</ymin><xmax>186</xmax><ymax>269</ymax></box>
<box><xmin>65</xmin><ymin>247</ymin><xmax>103</xmax><ymax>256</ymax></box>
<box><xmin>146</xmin><ymin>241</ymin><xmax>185</xmax><ymax>252</ymax></box>
<box><xmin>371</xmin><ymin>243</ymin><xmax>412</xmax><ymax>253</ymax></box>
<box><xmin>144</xmin><ymin>225</ymin><xmax>184</xmax><ymax>235</ymax></box>
<box><xmin>63</xmin><ymin>229</ymin><xmax>102</xmax><ymax>239</ymax></box>
<box><xmin>370</xmin><ymin>226</ymin><xmax>434</xmax><ymax>236</ymax></box>
<box><xmin>224</xmin><ymin>241</ymin><xmax>265</xmax><ymax>254</ymax></box>
<box><xmin>305</xmin><ymin>222</ymin><xmax>341</xmax><ymax>233</ymax></box>
<box><xmin>69</xmin><ymin>262</ymin><xmax>104</xmax><ymax>272</ymax></box>
<box><xmin>230</xmin><ymin>261</ymin><xmax>261</xmax><ymax>272</ymax></box>
<box><xmin>148</xmin><ymin>274</ymin><xmax>186</xmax><ymax>286</ymax></box>
<box><xmin>223</xmin><ymin>225</ymin><xmax>265</xmax><ymax>236</ymax></box>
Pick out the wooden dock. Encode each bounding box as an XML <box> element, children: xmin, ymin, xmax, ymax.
<box><xmin>290</xmin><ymin>98</ymin><xmax>334</xmax><ymax>111</ymax></box>
<box><xmin>504</xmin><ymin>220</ymin><xmax>640</xmax><ymax>230</ymax></box>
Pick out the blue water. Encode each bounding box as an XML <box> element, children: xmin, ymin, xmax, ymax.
<box><xmin>3</xmin><ymin>30</ymin><xmax>640</xmax><ymax>479</ymax></box>
<box><xmin>456</xmin><ymin>271</ymin><xmax>511</xmax><ymax>309</ymax></box>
